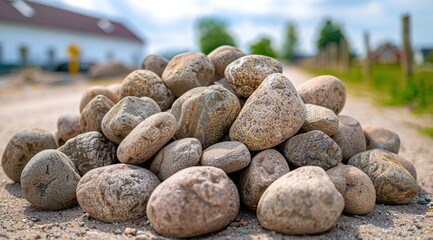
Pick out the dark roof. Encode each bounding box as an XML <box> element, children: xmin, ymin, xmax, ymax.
<box><xmin>372</xmin><ymin>42</ymin><xmax>401</xmax><ymax>58</ymax></box>
<box><xmin>0</xmin><ymin>0</ymin><xmax>143</xmax><ymax>43</ymax></box>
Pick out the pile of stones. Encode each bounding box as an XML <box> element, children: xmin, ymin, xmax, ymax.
<box><xmin>1</xmin><ymin>46</ymin><xmax>418</xmax><ymax>238</ymax></box>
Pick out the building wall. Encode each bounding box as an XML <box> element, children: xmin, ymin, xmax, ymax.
<box><xmin>0</xmin><ymin>21</ymin><xmax>143</xmax><ymax>67</ymax></box>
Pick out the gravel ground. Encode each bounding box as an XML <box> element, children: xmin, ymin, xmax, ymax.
<box><xmin>0</xmin><ymin>67</ymin><xmax>432</xmax><ymax>240</ymax></box>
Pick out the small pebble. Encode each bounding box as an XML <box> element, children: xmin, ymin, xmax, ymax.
<box><xmin>417</xmin><ymin>199</ymin><xmax>428</xmax><ymax>205</ymax></box>
<box><xmin>124</xmin><ymin>227</ymin><xmax>137</xmax><ymax>236</ymax></box>
<box><xmin>408</xmin><ymin>226</ymin><xmax>416</xmax><ymax>231</ymax></box>
<box><xmin>114</xmin><ymin>229</ymin><xmax>122</xmax><ymax>235</ymax></box>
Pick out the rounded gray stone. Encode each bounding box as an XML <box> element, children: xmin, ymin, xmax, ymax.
<box><xmin>208</xmin><ymin>45</ymin><xmax>245</xmax><ymax>80</ymax></box>
<box><xmin>162</xmin><ymin>52</ymin><xmax>215</xmax><ymax>97</ymax></box>
<box><xmin>2</xmin><ymin>128</ymin><xmax>58</xmax><ymax>183</ymax></box>
<box><xmin>172</xmin><ymin>85</ymin><xmax>241</xmax><ymax>148</ymax></box>
<box><xmin>20</xmin><ymin>149</ymin><xmax>80</xmax><ymax>210</ymax></box>
<box><xmin>150</xmin><ymin>138</ymin><xmax>202</xmax><ymax>181</ymax></box>
<box><xmin>56</xmin><ymin>114</ymin><xmax>81</xmax><ymax>146</ymax></box>
<box><xmin>257</xmin><ymin>166</ymin><xmax>344</xmax><ymax>235</ymax></box>
<box><xmin>101</xmin><ymin>96</ymin><xmax>161</xmax><ymax>144</ymax></box>
<box><xmin>200</xmin><ymin>141</ymin><xmax>250</xmax><ymax>173</ymax></box>
<box><xmin>239</xmin><ymin>149</ymin><xmax>290</xmax><ymax>211</ymax></box>
<box><xmin>120</xmin><ymin>70</ymin><xmax>175</xmax><ymax>111</ymax></box>
<box><xmin>225</xmin><ymin>54</ymin><xmax>282</xmax><ymax>98</ymax></box>
<box><xmin>146</xmin><ymin>166</ymin><xmax>239</xmax><ymax>238</ymax></box>
<box><xmin>117</xmin><ymin>112</ymin><xmax>177</xmax><ymax>165</ymax></box>
<box><xmin>141</xmin><ymin>54</ymin><xmax>169</xmax><ymax>77</ymax></box>
<box><xmin>302</xmin><ymin>104</ymin><xmax>339</xmax><ymax>136</ymax></box>
<box><xmin>363</xmin><ymin>125</ymin><xmax>400</xmax><ymax>154</ymax></box>
<box><xmin>77</xmin><ymin>164</ymin><xmax>161</xmax><ymax>222</ymax></box>
<box><xmin>229</xmin><ymin>73</ymin><xmax>306</xmax><ymax>151</ymax></box>
<box><xmin>332</xmin><ymin>115</ymin><xmax>366</xmax><ymax>162</ymax></box>
<box><xmin>326</xmin><ymin>164</ymin><xmax>376</xmax><ymax>215</ymax></box>
<box><xmin>79</xmin><ymin>86</ymin><xmax>119</xmax><ymax>113</ymax></box>
<box><xmin>347</xmin><ymin>149</ymin><xmax>418</xmax><ymax>204</ymax></box>
<box><xmin>58</xmin><ymin>131</ymin><xmax>117</xmax><ymax>176</ymax></box>
<box><xmin>297</xmin><ymin>75</ymin><xmax>346</xmax><ymax>114</ymax></box>
<box><xmin>283</xmin><ymin>130</ymin><xmax>342</xmax><ymax>170</ymax></box>
<box><xmin>80</xmin><ymin>95</ymin><xmax>114</xmax><ymax>133</ymax></box>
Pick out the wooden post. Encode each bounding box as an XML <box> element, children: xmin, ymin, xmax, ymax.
<box><xmin>340</xmin><ymin>39</ymin><xmax>350</xmax><ymax>73</ymax></box>
<box><xmin>363</xmin><ymin>32</ymin><xmax>372</xmax><ymax>82</ymax></box>
<box><xmin>401</xmin><ymin>14</ymin><xmax>413</xmax><ymax>80</ymax></box>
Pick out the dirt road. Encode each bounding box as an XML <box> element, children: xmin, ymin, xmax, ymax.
<box><xmin>0</xmin><ymin>67</ymin><xmax>432</xmax><ymax>239</ymax></box>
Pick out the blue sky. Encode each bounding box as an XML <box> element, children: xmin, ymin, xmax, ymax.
<box><xmin>33</xmin><ymin>0</ymin><xmax>433</xmax><ymax>56</ymax></box>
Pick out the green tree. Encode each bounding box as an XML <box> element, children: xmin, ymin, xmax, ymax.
<box><xmin>316</xmin><ymin>18</ymin><xmax>346</xmax><ymax>51</ymax></box>
<box><xmin>249</xmin><ymin>37</ymin><xmax>277</xmax><ymax>58</ymax></box>
<box><xmin>282</xmin><ymin>22</ymin><xmax>298</xmax><ymax>61</ymax></box>
<box><xmin>196</xmin><ymin>17</ymin><xmax>236</xmax><ymax>54</ymax></box>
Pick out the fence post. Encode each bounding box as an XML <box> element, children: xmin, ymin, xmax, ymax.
<box><xmin>401</xmin><ymin>14</ymin><xmax>413</xmax><ymax>81</ymax></box>
<box><xmin>363</xmin><ymin>32</ymin><xmax>372</xmax><ymax>82</ymax></box>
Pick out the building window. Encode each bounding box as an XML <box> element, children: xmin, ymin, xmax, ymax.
<box><xmin>19</xmin><ymin>45</ymin><xmax>28</xmax><ymax>65</ymax></box>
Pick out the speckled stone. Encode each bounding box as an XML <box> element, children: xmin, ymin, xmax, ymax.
<box><xmin>302</xmin><ymin>104</ymin><xmax>339</xmax><ymax>136</ymax></box>
<box><xmin>257</xmin><ymin>166</ymin><xmax>344</xmax><ymax>235</ymax></box>
<box><xmin>200</xmin><ymin>141</ymin><xmax>250</xmax><ymax>173</ymax></box>
<box><xmin>141</xmin><ymin>54</ymin><xmax>169</xmax><ymax>77</ymax></box>
<box><xmin>208</xmin><ymin>45</ymin><xmax>245</xmax><ymax>80</ymax></box>
<box><xmin>101</xmin><ymin>96</ymin><xmax>161</xmax><ymax>144</ymax></box>
<box><xmin>20</xmin><ymin>149</ymin><xmax>80</xmax><ymax>210</ymax></box>
<box><xmin>80</xmin><ymin>95</ymin><xmax>114</xmax><ymax>132</ymax></box>
<box><xmin>56</xmin><ymin>114</ymin><xmax>81</xmax><ymax>146</ymax></box>
<box><xmin>297</xmin><ymin>75</ymin><xmax>346</xmax><ymax>114</ymax></box>
<box><xmin>172</xmin><ymin>85</ymin><xmax>241</xmax><ymax>148</ymax></box>
<box><xmin>79</xmin><ymin>86</ymin><xmax>119</xmax><ymax>113</ymax></box>
<box><xmin>162</xmin><ymin>52</ymin><xmax>215</xmax><ymax>97</ymax></box>
<box><xmin>229</xmin><ymin>73</ymin><xmax>305</xmax><ymax>151</ymax></box>
<box><xmin>283</xmin><ymin>130</ymin><xmax>342</xmax><ymax>170</ymax></box>
<box><xmin>150</xmin><ymin>138</ymin><xmax>202</xmax><ymax>181</ymax></box>
<box><xmin>117</xmin><ymin>112</ymin><xmax>177</xmax><ymax>165</ymax></box>
<box><xmin>327</xmin><ymin>164</ymin><xmax>376</xmax><ymax>215</ymax></box>
<box><xmin>347</xmin><ymin>149</ymin><xmax>418</xmax><ymax>204</ymax></box>
<box><xmin>225</xmin><ymin>55</ymin><xmax>282</xmax><ymax>98</ymax></box>
<box><xmin>77</xmin><ymin>164</ymin><xmax>160</xmax><ymax>222</ymax></box>
<box><xmin>332</xmin><ymin>115</ymin><xmax>366</xmax><ymax>162</ymax></box>
<box><xmin>146</xmin><ymin>166</ymin><xmax>239</xmax><ymax>238</ymax></box>
<box><xmin>58</xmin><ymin>131</ymin><xmax>117</xmax><ymax>176</ymax></box>
<box><xmin>120</xmin><ymin>70</ymin><xmax>175</xmax><ymax>111</ymax></box>
<box><xmin>363</xmin><ymin>125</ymin><xmax>400</xmax><ymax>154</ymax></box>
<box><xmin>2</xmin><ymin>128</ymin><xmax>58</xmax><ymax>183</ymax></box>
<box><xmin>239</xmin><ymin>149</ymin><xmax>290</xmax><ymax>211</ymax></box>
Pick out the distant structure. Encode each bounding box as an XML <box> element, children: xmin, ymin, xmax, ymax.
<box><xmin>372</xmin><ymin>42</ymin><xmax>401</xmax><ymax>64</ymax></box>
<box><xmin>0</xmin><ymin>0</ymin><xmax>144</xmax><ymax>70</ymax></box>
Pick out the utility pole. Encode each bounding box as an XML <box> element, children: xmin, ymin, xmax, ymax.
<box><xmin>363</xmin><ymin>32</ymin><xmax>372</xmax><ymax>82</ymax></box>
<box><xmin>401</xmin><ymin>14</ymin><xmax>413</xmax><ymax>81</ymax></box>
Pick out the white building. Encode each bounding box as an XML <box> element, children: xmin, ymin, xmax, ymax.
<box><xmin>0</xmin><ymin>0</ymin><xmax>144</xmax><ymax>69</ymax></box>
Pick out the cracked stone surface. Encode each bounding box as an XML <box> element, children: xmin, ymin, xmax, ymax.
<box><xmin>283</xmin><ymin>130</ymin><xmax>342</xmax><ymax>170</ymax></box>
<box><xmin>348</xmin><ymin>149</ymin><xmax>418</xmax><ymax>204</ymax></box>
<box><xmin>58</xmin><ymin>131</ymin><xmax>117</xmax><ymax>176</ymax></box>
<box><xmin>257</xmin><ymin>166</ymin><xmax>344</xmax><ymax>235</ymax></box>
<box><xmin>146</xmin><ymin>166</ymin><xmax>240</xmax><ymax>238</ymax></box>
<box><xmin>20</xmin><ymin>149</ymin><xmax>80</xmax><ymax>210</ymax></box>
<box><xmin>76</xmin><ymin>164</ymin><xmax>160</xmax><ymax>222</ymax></box>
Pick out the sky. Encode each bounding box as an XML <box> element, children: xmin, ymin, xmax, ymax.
<box><xmin>33</xmin><ymin>0</ymin><xmax>433</xmax><ymax>57</ymax></box>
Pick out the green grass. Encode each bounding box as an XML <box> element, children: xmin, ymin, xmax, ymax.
<box><xmin>306</xmin><ymin>64</ymin><xmax>433</xmax><ymax>114</ymax></box>
<box><xmin>420</xmin><ymin>127</ymin><xmax>433</xmax><ymax>138</ymax></box>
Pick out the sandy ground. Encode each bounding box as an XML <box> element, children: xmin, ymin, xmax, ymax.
<box><xmin>0</xmin><ymin>67</ymin><xmax>432</xmax><ymax>240</ymax></box>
